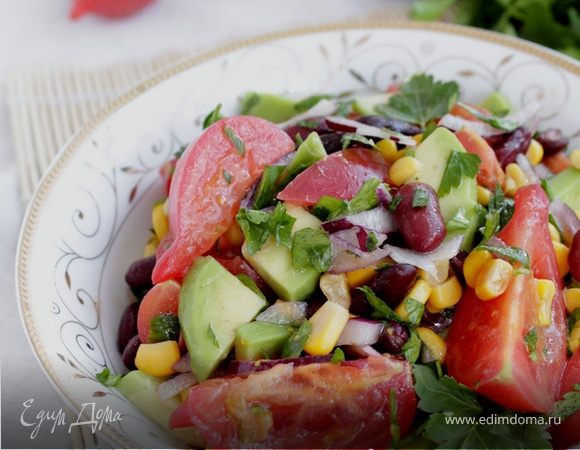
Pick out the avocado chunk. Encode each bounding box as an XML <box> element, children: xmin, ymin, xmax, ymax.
<box><xmin>352</xmin><ymin>93</ymin><xmax>392</xmax><ymax>116</ymax></box>
<box><xmin>241</xmin><ymin>92</ymin><xmax>297</xmax><ymax>123</ymax></box>
<box><xmin>551</xmin><ymin>167</ymin><xmax>580</xmax><ymax>211</ymax></box>
<box><xmin>480</xmin><ymin>91</ymin><xmax>511</xmax><ymax>117</ymax></box>
<box><xmin>410</xmin><ymin>127</ymin><xmax>479</xmax><ymax>249</ymax></box>
<box><xmin>235</xmin><ymin>321</ymin><xmax>294</xmax><ymax>360</ymax></box>
<box><xmin>179</xmin><ymin>256</ymin><xmax>267</xmax><ymax>381</ymax></box>
<box><xmin>117</xmin><ymin>370</ymin><xmax>203</xmax><ymax>447</ymax></box>
<box><xmin>243</xmin><ymin>203</ymin><xmax>322</xmax><ymax>301</ymax></box>
<box><xmin>279</xmin><ymin>132</ymin><xmax>327</xmax><ymax>185</ymax></box>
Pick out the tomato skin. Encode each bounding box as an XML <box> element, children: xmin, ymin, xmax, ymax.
<box><xmin>450</xmin><ymin>103</ymin><xmax>490</xmax><ymax>121</ymax></box>
<box><xmin>447</xmin><ymin>185</ymin><xmax>567</xmax><ymax>413</ymax></box>
<box><xmin>543</xmin><ymin>152</ymin><xmax>572</xmax><ymax>174</ymax></box>
<box><xmin>456</xmin><ymin>128</ymin><xmax>505</xmax><ymax>189</ymax></box>
<box><xmin>136</xmin><ymin>280</ymin><xmax>180</xmax><ymax>343</ymax></box>
<box><xmin>69</xmin><ymin>0</ymin><xmax>154</xmax><ymax>19</ymax></box>
<box><xmin>152</xmin><ymin>116</ymin><xmax>294</xmax><ymax>284</ymax></box>
<box><xmin>170</xmin><ymin>355</ymin><xmax>416</xmax><ymax>448</ymax></box>
<box><xmin>277</xmin><ymin>148</ymin><xmax>389</xmax><ymax>206</ymax></box>
<box><xmin>550</xmin><ymin>350</ymin><xmax>580</xmax><ymax>449</ymax></box>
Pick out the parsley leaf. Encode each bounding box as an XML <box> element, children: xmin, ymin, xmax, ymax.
<box><xmin>148</xmin><ymin>313</ymin><xmax>180</xmax><ymax>343</ymax></box>
<box><xmin>330</xmin><ymin>347</ymin><xmax>345</xmax><ymax>364</ymax></box>
<box><xmin>96</xmin><ymin>367</ymin><xmax>121</xmax><ymax>387</ymax></box>
<box><xmin>524</xmin><ymin>327</ymin><xmax>538</xmax><ymax>362</ymax></box>
<box><xmin>281</xmin><ymin>321</ymin><xmax>312</xmax><ymax>358</ymax></box>
<box><xmin>551</xmin><ymin>384</ymin><xmax>580</xmax><ymax>420</ymax></box>
<box><xmin>312</xmin><ymin>196</ymin><xmax>349</xmax><ymax>221</ymax></box>
<box><xmin>478</xmin><ymin>243</ymin><xmax>531</xmax><ymax>269</ymax></box>
<box><xmin>240</xmin><ymin>92</ymin><xmax>260</xmax><ymax>114</ymax></box>
<box><xmin>253</xmin><ymin>165</ymin><xmax>285</xmax><ymax>209</ymax></box>
<box><xmin>412</xmin><ymin>187</ymin><xmax>429</xmax><ymax>208</ymax></box>
<box><xmin>222</xmin><ymin>169</ymin><xmax>232</xmax><ymax>184</ymax></box>
<box><xmin>311</xmin><ymin>178</ymin><xmax>382</xmax><ymax>220</ymax></box>
<box><xmin>236</xmin><ymin>274</ymin><xmax>265</xmax><ymax>300</ymax></box>
<box><xmin>291</xmin><ymin>227</ymin><xmax>332</xmax><ymax>272</ymax></box>
<box><xmin>403</xmin><ymin>298</ymin><xmax>425</xmax><ymax>325</ymax></box>
<box><xmin>366</xmin><ymin>232</ymin><xmax>379</xmax><ymax>252</ymax></box>
<box><xmin>224</xmin><ymin>125</ymin><xmax>245</xmax><ymax>156</ymax></box>
<box><xmin>376</xmin><ymin>74</ymin><xmax>460</xmax><ymax>127</ymax></box>
<box><xmin>202</xmin><ymin>103</ymin><xmax>223</xmax><ymax>129</ymax></box>
<box><xmin>341</xmin><ymin>133</ymin><xmax>379</xmax><ymax>150</ymax></box>
<box><xmin>357</xmin><ymin>286</ymin><xmax>403</xmax><ymax>323</ymax></box>
<box><xmin>402</xmin><ymin>330</ymin><xmax>421</xmax><ymax>363</ymax></box>
<box><xmin>447</xmin><ymin>207</ymin><xmax>470</xmax><ymax>231</ymax></box>
<box><xmin>438</xmin><ymin>151</ymin><xmax>481</xmax><ymax>197</ymax></box>
<box><xmin>457</xmin><ymin>102</ymin><xmax>518</xmax><ymax>131</ymax></box>
<box><xmin>236</xmin><ymin>203</ymin><xmax>296</xmax><ymax>255</ymax></box>
<box><xmin>540</xmin><ymin>177</ymin><xmax>554</xmax><ymax>201</ymax></box>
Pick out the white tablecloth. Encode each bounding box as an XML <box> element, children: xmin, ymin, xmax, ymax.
<box><xmin>0</xmin><ymin>0</ymin><xmax>409</xmax><ymax>447</ymax></box>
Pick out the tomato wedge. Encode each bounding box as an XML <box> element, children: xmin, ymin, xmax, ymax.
<box><xmin>152</xmin><ymin>117</ymin><xmax>294</xmax><ymax>283</ymax></box>
<box><xmin>456</xmin><ymin>128</ymin><xmax>505</xmax><ymax>189</ymax></box>
<box><xmin>137</xmin><ymin>280</ymin><xmax>180</xmax><ymax>343</ymax></box>
<box><xmin>170</xmin><ymin>355</ymin><xmax>416</xmax><ymax>448</ymax></box>
<box><xmin>550</xmin><ymin>350</ymin><xmax>580</xmax><ymax>449</ymax></box>
<box><xmin>277</xmin><ymin>148</ymin><xmax>389</xmax><ymax>206</ymax></box>
<box><xmin>447</xmin><ymin>185</ymin><xmax>567</xmax><ymax>413</ymax></box>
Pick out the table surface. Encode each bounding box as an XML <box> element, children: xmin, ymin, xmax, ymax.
<box><xmin>0</xmin><ymin>0</ymin><xmax>408</xmax><ymax>447</ymax></box>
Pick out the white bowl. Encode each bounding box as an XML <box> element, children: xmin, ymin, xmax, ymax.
<box><xmin>16</xmin><ymin>21</ymin><xmax>580</xmax><ymax>448</ymax></box>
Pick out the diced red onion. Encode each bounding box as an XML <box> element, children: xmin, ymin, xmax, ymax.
<box><xmin>172</xmin><ymin>353</ymin><xmax>191</xmax><ymax>373</ymax></box>
<box><xmin>330</xmin><ymin>227</ymin><xmax>388</xmax><ymax>254</ymax></box>
<box><xmin>438</xmin><ymin>114</ymin><xmax>505</xmax><ymax>137</ymax></box>
<box><xmin>343</xmin><ymin>345</ymin><xmax>382</xmax><ymax>358</ymax></box>
<box><xmin>515</xmin><ymin>153</ymin><xmax>539</xmax><ymax>184</ymax></box>
<box><xmin>329</xmin><ymin>247</ymin><xmax>391</xmax><ymax>273</ymax></box>
<box><xmin>376</xmin><ymin>184</ymin><xmax>393</xmax><ymax>206</ymax></box>
<box><xmin>504</xmin><ymin>99</ymin><xmax>540</xmax><ymax>126</ymax></box>
<box><xmin>550</xmin><ymin>199</ymin><xmax>580</xmax><ymax>245</ymax></box>
<box><xmin>157</xmin><ymin>372</ymin><xmax>197</xmax><ymax>401</ymax></box>
<box><xmin>336</xmin><ymin>318</ymin><xmax>384</xmax><ymax>346</ymax></box>
<box><xmin>255</xmin><ymin>301</ymin><xmax>308</xmax><ymax>326</ymax></box>
<box><xmin>385</xmin><ymin>235</ymin><xmax>463</xmax><ymax>281</ymax></box>
<box><xmin>227</xmin><ymin>356</ymin><xmax>332</xmax><ymax>375</ymax></box>
<box><xmin>277</xmin><ymin>99</ymin><xmax>337</xmax><ymax>128</ymax></box>
<box><xmin>325</xmin><ymin>116</ymin><xmax>417</xmax><ymax>147</ymax></box>
<box><xmin>533</xmin><ymin>163</ymin><xmax>552</xmax><ymax>179</ymax></box>
<box><xmin>323</xmin><ymin>206</ymin><xmax>397</xmax><ymax>235</ymax></box>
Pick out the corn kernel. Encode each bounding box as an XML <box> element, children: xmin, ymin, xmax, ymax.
<box><xmin>135</xmin><ymin>341</ymin><xmax>180</xmax><ymax>378</ymax></box>
<box><xmin>407</xmin><ymin>279</ymin><xmax>432</xmax><ymax>304</ymax></box>
<box><xmin>377</xmin><ymin>139</ymin><xmax>402</xmax><ymax>163</ymax></box>
<box><xmin>525</xmin><ymin>139</ymin><xmax>544</xmax><ymax>166</ymax></box>
<box><xmin>475</xmin><ymin>259</ymin><xmax>513</xmax><ymax>301</ymax></box>
<box><xmin>345</xmin><ymin>265</ymin><xmax>377</xmax><ymax>288</ymax></box>
<box><xmin>225</xmin><ymin>222</ymin><xmax>244</xmax><ymax>247</ymax></box>
<box><xmin>428</xmin><ymin>276</ymin><xmax>463</xmax><ymax>310</ymax></box>
<box><xmin>426</xmin><ymin>303</ymin><xmax>442</xmax><ymax>314</ymax></box>
<box><xmin>304</xmin><ymin>301</ymin><xmax>349</xmax><ymax>356</ymax></box>
<box><xmin>180</xmin><ymin>389</ymin><xmax>189</xmax><ymax>402</ymax></box>
<box><xmin>144</xmin><ymin>236</ymin><xmax>159</xmax><ymax>257</ymax></box>
<box><xmin>464</xmin><ymin>249</ymin><xmax>494</xmax><ymax>288</ymax></box>
<box><xmin>416</xmin><ymin>327</ymin><xmax>446</xmax><ymax>362</ymax></box>
<box><xmin>569</xmin><ymin>324</ymin><xmax>580</xmax><ymax>353</ymax></box>
<box><xmin>564</xmin><ymin>288</ymin><xmax>580</xmax><ymax>314</ymax></box>
<box><xmin>389</xmin><ymin>156</ymin><xmax>422</xmax><ymax>186</ymax></box>
<box><xmin>413</xmin><ymin>133</ymin><xmax>423</xmax><ymax>145</ymax></box>
<box><xmin>571</xmin><ymin>149</ymin><xmax>580</xmax><ymax>170</ymax></box>
<box><xmin>477</xmin><ymin>185</ymin><xmax>492</xmax><ymax>206</ymax></box>
<box><xmin>548</xmin><ymin>223</ymin><xmax>561</xmax><ymax>243</ymax></box>
<box><xmin>535</xmin><ymin>279</ymin><xmax>556</xmax><ymax>327</ymax></box>
<box><xmin>504</xmin><ymin>163</ymin><xmax>528</xmax><ymax>196</ymax></box>
<box><xmin>152</xmin><ymin>202</ymin><xmax>169</xmax><ymax>240</ymax></box>
<box><xmin>552</xmin><ymin>241</ymin><xmax>570</xmax><ymax>278</ymax></box>
<box><xmin>319</xmin><ymin>273</ymin><xmax>351</xmax><ymax>309</ymax></box>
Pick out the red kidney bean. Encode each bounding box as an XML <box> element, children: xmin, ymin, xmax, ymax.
<box><xmin>284</xmin><ymin>118</ymin><xmax>333</xmax><ymax>142</ymax></box>
<box><xmin>122</xmin><ymin>335</ymin><xmax>141</xmax><ymax>370</ymax></box>
<box><xmin>125</xmin><ymin>255</ymin><xmax>156</xmax><ymax>299</ymax></box>
<box><xmin>117</xmin><ymin>302</ymin><xmax>139</xmax><ymax>352</ymax></box>
<box><xmin>420</xmin><ymin>308</ymin><xmax>454</xmax><ymax>333</ymax></box>
<box><xmin>320</xmin><ymin>133</ymin><xmax>346</xmax><ymax>153</ymax></box>
<box><xmin>450</xmin><ymin>251</ymin><xmax>468</xmax><ymax>284</ymax></box>
<box><xmin>375</xmin><ymin>321</ymin><xmax>409</xmax><ymax>354</ymax></box>
<box><xmin>486</xmin><ymin>127</ymin><xmax>532</xmax><ymax>168</ymax></box>
<box><xmin>358</xmin><ymin>115</ymin><xmax>423</xmax><ymax>136</ymax></box>
<box><xmin>535</xmin><ymin>128</ymin><xmax>569</xmax><ymax>156</ymax></box>
<box><xmin>569</xmin><ymin>230</ymin><xmax>580</xmax><ymax>280</ymax></box>
<box><xmin>392</xmin><ymin>183</ymin><xmax>446</xmax><ymax>252</ymax></box>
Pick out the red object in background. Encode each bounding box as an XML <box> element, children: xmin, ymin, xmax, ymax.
<box><xmin>70</xmin><ymin>0</ymin><xmax>154</xmax><ymax>20</ymax></box>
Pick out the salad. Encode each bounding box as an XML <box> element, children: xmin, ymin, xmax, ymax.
<box><xmin>107</xmin><ymin>74</ymin><xmax>580</xmax><ymax>449</ymax></box>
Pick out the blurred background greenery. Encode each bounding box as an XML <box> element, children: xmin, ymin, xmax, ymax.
<box><xmin>411</xmin><ymin>0</ymin><xmax>580</xmax><ymax>59</ymax></box>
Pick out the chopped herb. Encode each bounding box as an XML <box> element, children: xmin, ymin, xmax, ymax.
<box><xmin>412</xmin><ymin>187</ymin><xmax>429</xmax><ymax>208</ymax></box>
<box><xmin>335</xmin><ymin>100</ymin><xmax>352</xmax><ymax>117</ymax></box>
<box><xmin>480</xmin><ymin>209</ymin><xmax>500</xmax><ymax>241</ymax></box>
<box><xmin>402</xmin><ymin>330</ymin><xmax>421</xmax><ymax>363</ymax></box>
<box><xmin>202</xmin><ymin>103</ymin><xmax>224</xmax><ymax>129</ymax></box>
<box><xmin>312</xmin><ymin>196</ymin><xmax>349</xmax><ymax>221</ymax></box>
<box><xmin>402</xmin><ymin>148</ymin><xmax>416</xmax><ymax>158</ymax></box>
<box><xmin>403</xmin><ymin>298</ymin><xmax>425</xmax><ymax>325</ymax></box>
<box><xmin>330</xmin><ymin>348</ymin><xmax>345</xmax><ymax>364</ymax></box>
<box><xmin>96</xmin><ymin>367</ymin><xmax>121</xmax><ymax>387</ymax></box>
<box><xmin>207</xmin><ymin>323</ymin><xmax>220</xmax><ymax>348</ymax></box>
<box><xmin>540</xmin><ymin>178</ymin><xmax>554</xmax><ymax>201</ymax></box>
<box><xmin>366</xmin><ymin>232</ymin><xmax>379</xmax><ymax>252</ymax></box>
<box><xmin>341</xmin><ymin>133</ymin><xmax>379</xmax><ymax>150</ymax></box>
<box><xmin>311</xmin><ymin>177</ymin><xmax>382</xmax><ymax>220</ymax></box>
<box><xmin>389</xmin><ymin>389</ymin><xmax>400</xmax><ymax>448</ymax></box>
<box><xmin>376</xmin><ymin>74</ymin><xmax>460</xmax><ymax>127</ymax></box>
<box><xmin>389</xmin><ymin>194</ymin><xmax>403</xmax><ymax>212</ymax></box>
<box><xmin>524</xmin><ymin>328</ymin><xmax>538</xmax><ymax>362</ymax></box>
<box><xmin>294</xmin><ymin>94</ymin><xmax>333</xmax><ymax>113</ymax></box>
<box><xmin>479</xmin><ymin>187</ymin><xmax>514</xmax><ymax>240</ymax></box>
<box><xmin>222</xmin><ymin>169</ymin><xmax>232</xmax><ymax>184</ymax></box>
<box><xmin>148</xmin><ymin>313</ymin><xmax>180</xmax><ymax>343</ymax></box>
<box><xmin>446</xmin><ymin>207</ymin><xmax>470</xmax><ymax>231</ymax></box>
<box><xmin>457</xmin><ymin>102</ymin><xmax>518</xmax><ymax>132</ymax></box>
<box><xmin>478</xmin><ymin>243</ymin><xmax>530</xmax><ymax>269</ymax></box>
<box><xmin>224</xmin><ymin>125</ymin><xmax>246</xmax><ymax>156</ymax></box>
<box><xmin>297</xmin><ymin>119</ymin><xmax>320</xmax><ymax>129</ymax></box>
<box><xmin>422</xmin><ymin>120</ymin><xmax>438</xmax><ymax>140</ymax></box>
<box><xmin>174</xmin><ymin>144</ymin><xmax>187</xmax><ymax>159</ymax></box>
<box><xmin>240</xmin><ymin>92</ymin><xmax>260</xmax><ymax>114</ymax></box>
<box><xmin>281</xmin><ymin>321</ymin><xmax>312</xmax><ymax>358</ymax></box>
<box><xmin>551</xmin><ymin>384</ymin><xmax>580</xmax><ymax>420</ymax></box>
<box><xmin>270</xmin><ymin>202</ymin><xmax>297</xmax><ymax>249</ymax></box>
<box><xmin>357</xmin><ymin>286</ymin><xmax>403</xmax><ymax>323</ymax></box>
<box><xmin>236</xmin><ymin>274</ymin><xmax>265</xmax><ymax>300</ymax></box>
<box><xmin>253</xmin><ymin>165</ymin><xmax>285</xmax><ymax>209</ymax></box>
<box><xmin>291</xmin><ymin>227</ymin><xmax>332</xmax><ymax>272</ymax></box>
<box><xmin>438</xmin><ymin>151</ymin><xmax>481</xmax><ymax>197</ymax></box>
<box><xmin>568</xmin><ymin>309</ymin><xmax>580</xmax><ymax>332</ymax></box>
<box><xmin>294</xmin><ymin>133</ymin><xmax>304</xmax><ymax>146</ymax></box>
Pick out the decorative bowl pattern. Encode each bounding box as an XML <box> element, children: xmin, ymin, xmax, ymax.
<box><xmin>16</xmin><ymin>21</ymin><xmax>580</xmax><ymax>448</ymax></box>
